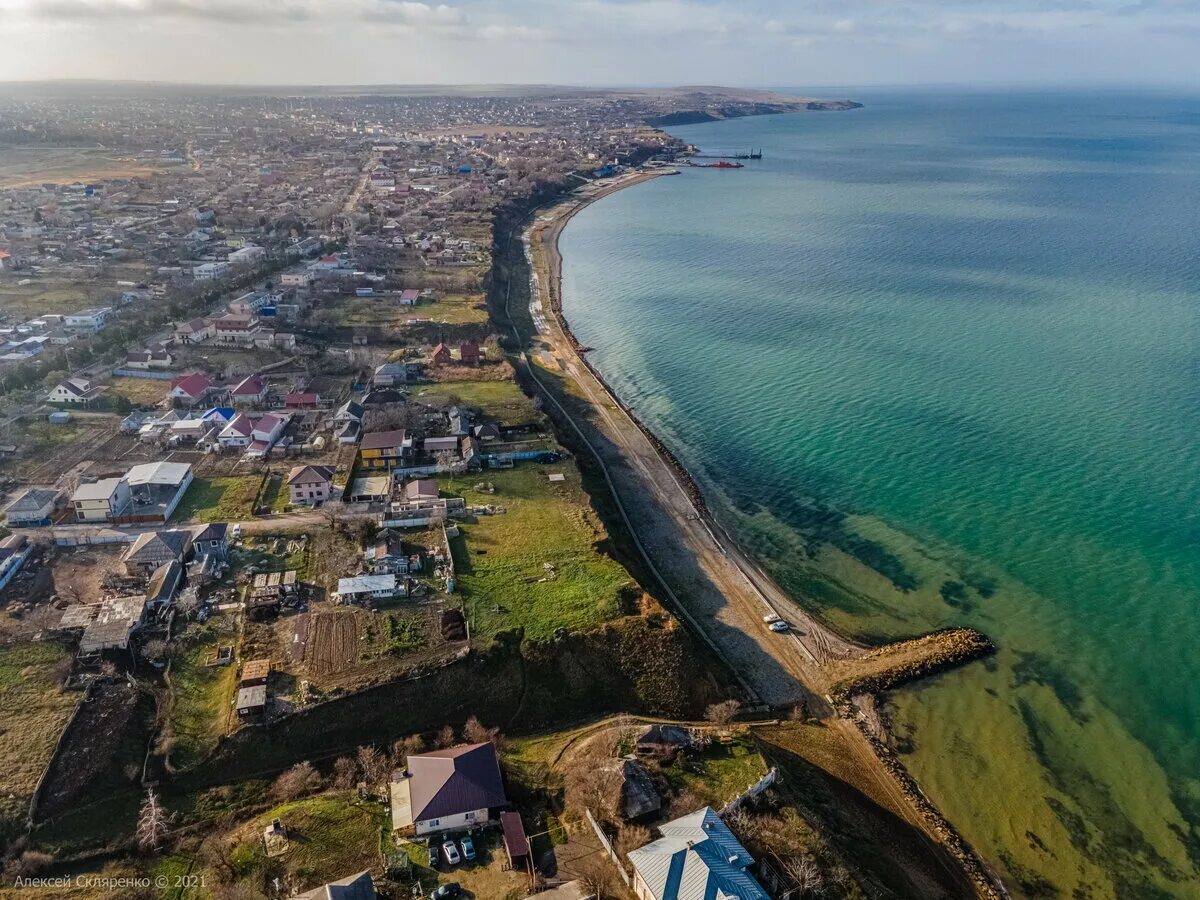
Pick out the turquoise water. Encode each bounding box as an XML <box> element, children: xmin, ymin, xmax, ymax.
<box><xmin>559</xmin><ymin>90</ymin><xmax>1200</xmax><ymax>897</ymax></box>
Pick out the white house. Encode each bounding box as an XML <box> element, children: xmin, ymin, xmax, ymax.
<box><xmin>390</xmin><ymin>743</ymin><xmax>507</xmax><ymax>837</ymax></box>
<box><xmin>280</xmin><ymin>271</ymin><xmax>313</xmax><ymax>288</ymax></box>
<box><xmin>64</xmin><ymin>307</ymin><xmax>112</xmax><ymax>333</ymax></box>
<box><xmin>47</xmin><ymin>377</ymin><xmax>103</xmax><ymax>405</ymax></box>
<box><xmin>72</xmin><ymin>477</ymin><xmax>132</xmax><ymax>522</ymax></box>
<box><xmin>174</xmin><ymin>318</ymin><xmax>214</xmax><ymax>344</ymax></box>
<box><xmin>286</xmin><ymin>465</ymin><xmax>335</xmax><ymax>506</ymax></box>
<box><xmin>336</xmin><ymin>573</ymin><xmax>404</xmax><ymax>603</ymax></box>
<box><xmin>218</xmin><ymin>413</ymin><xmax>255</xmax><ymax>450</ymax></box>
<box><xmin>193</xmin><ymin>261</ymin><xmax>229</xmax><ymax>281</ymax></box>
<box><xmin>4</xmin><ymin>488</ymin><xmax>60</xmax><ymax>527</ymax></box>
<box><xmin>228</xmin><ymin>244</ymin><xmax>265</xmax><ymax>266</ymax></box>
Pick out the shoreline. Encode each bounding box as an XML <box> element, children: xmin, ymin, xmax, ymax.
<box><xmin>503</xmin><ymin>165</ymin><xmax>1007</xmax><ymax>898</ymax></box>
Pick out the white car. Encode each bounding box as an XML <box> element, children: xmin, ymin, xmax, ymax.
<box><xmin>768</xmin><ymin>620</ymin><xmax>790</xmax><ymax>633</ymax></box>
<box><xmin>442</xmin><ymin>841</ymin><xmax>461</xmax><ymax>865</ymax></box>
<box><xmin>762</xmin><ymin>613</ymin><xmax>781</xmax><ymax>624</ymax></box>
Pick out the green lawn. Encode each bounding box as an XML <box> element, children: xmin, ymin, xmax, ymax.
<box><xmin>660</xmin><ymin>731</ymin><xmax>768</xmax><ymax>809</ymax></box>
<box><xmin>166</xmin><ymin>624</ymin><xmax>238</xmax><ymax>771</ymax></box>
<box><xmin>441</xmin><ymin>465</ymin><xmax>631</xmax><ymax>641</ymax></box>
<box><xmin>424</xmin><ymin>292</ymin><xmax>490</xmax><ymax>325</ymax></box>
<box><xmin>172</xmin><ymin>476</ymin><xmax>262</xmax><ymax>523</ymax></box>
<box><xmin>413</xmin><ymin>379</ymin><xmax>541</xmax><ymax>427</ymax></box>
<box><xmin>0</xmin><ymin>642</ymin><xmax>76</xmax><ymax>837</ymax></box>
<box><xmin>260</xmin><ymin>472</ymin><xmax>290</xmax><ymax>512</ymax></box>
<box><xmin>225</xmin><ymin>793</ymin><xmax>385</xmax><ymax>890</ymax></box>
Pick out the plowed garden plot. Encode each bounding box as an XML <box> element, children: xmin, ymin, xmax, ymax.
<box><xmin>306</xmin><ymin>610</ymin><xmax>359</xmax><ymax>678</ymax></box>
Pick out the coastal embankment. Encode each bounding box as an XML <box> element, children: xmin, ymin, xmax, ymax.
<box><xmin>496</xmin><ymin>164</ymin><xmax>1006</xmax><ymax>898</ymax></box>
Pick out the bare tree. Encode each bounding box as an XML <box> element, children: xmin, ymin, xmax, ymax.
<box><xmin>392</xmin><ymin>734</ymin><xmax>425</xmax><ymax>769</ymax></box>
<box><xmin>780</xmin><ymin>853</ymin><xmax>825</xmax><ymax>898</ymax></box>
<box><xmin>141</xmin><ymin>638</ymin><xmax>169</xmax><ymax>662</ymax></box>
<box><xmin>434</xmin><ymin>724</ymin><xmax>456</xmax><ymax>749</ymax></box>
<box><xmin>271</xmin><ymin>761</ymin><xmax>323</xmax><ymax>801</ymax></box>
<box><xmin>136</xmin><ymin>787</ymin><xmax>171</xmax><ymax>851</ymax></box>
<box><xmin>462</xmin><ymin>715</ymin><xmax>503</xmax><ymax>748</ymax></box>
<box><xmin>332</xmin><ymin>756</ymin><xmax>358</xmax><ymax>790</ymax></box>
<box><xmin>704</xmin><ymin>699</ymin><xmax>741</xmax><ymax>727</ymax></box>
<box><xmin>356</xmin><ymin>745</ymin><xmax>389</xmax><ymax>786</ymax></box>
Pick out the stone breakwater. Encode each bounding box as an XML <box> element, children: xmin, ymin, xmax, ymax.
<box><xmin>829</xmin><ymin>627</ymin><xmax>996</xmax><ymax>700</ymax></box>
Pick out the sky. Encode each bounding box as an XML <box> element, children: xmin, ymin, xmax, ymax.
<box><xmin>0</xmin><ymin>0</ymin><xmax>1198</xmax><ymax>87</ymax></box>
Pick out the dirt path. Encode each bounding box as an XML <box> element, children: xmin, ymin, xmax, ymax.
<box><xmin>502</xmin><ymin>174</ymin><xmax>1002</xmax><ymax>899</ymax></box>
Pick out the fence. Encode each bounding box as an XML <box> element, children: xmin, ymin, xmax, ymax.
<box><xmin>54</xmin><ymin>531</ymin><xmax>138</xmax><ymax>547</ymax></box>
<box><xmin>111</xmin><ymin>368</ymin><xmax>178</xmax><ymax>380</ymax></box>
<box><xmin>719</xmin><ymin>766</ymin><xmax>779</xmax><ymax>816</ymax></box>
<box><xmin>584</xmin><ymin>809</ymin><xmax>631</xmax><ymax>887</ymax></box>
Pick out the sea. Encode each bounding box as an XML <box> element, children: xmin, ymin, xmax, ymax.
<box><xmin>558</xmin><ymin>89</ymin><xmax>1200</xmax><ymax>898</ymax></box>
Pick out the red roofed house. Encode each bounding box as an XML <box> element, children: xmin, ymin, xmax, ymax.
<box><xmin>246</xmin><ymin>413</ymin><xmax>287</xmax><ymax>458</ymax></box>
<box><xmin>231</xmin><ymin>374</ymin><xmax>268</xmax><ymax>407</ymax></box>
<box><xmin>390</xmin><ymin>743</ymin><xmax>507</xmax><ymax>837</ymax></box>
<box><xmin>284</xmin><ymin>392</ymin><xmax>320</xmax><ymax>409</ymax></box>
<box><xmin>0</xmin><ymin>250</ymin><xmax>10</xmax><ymax>271</ymax></box>
<box><xmin>458</xmin><ymin>340</ymin><xmax>482</xmax><ymax>366</ymax></box>
<box><xmin>217</xmin><ymin>412</ymin><xmax>254</xmax><ymax>450</ymax></box>
<box><xmin>430</xmin><ymin>343</ymin><xmax>452</xmax><ymax>366</ymax></box>
<box><xmin>169</xmin><ymin>372</ymin><xmax>214</xmax><ymax>405</ymax></box>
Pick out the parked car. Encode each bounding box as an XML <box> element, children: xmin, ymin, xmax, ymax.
<box><xmin>427</xmin><ymin>844</ymin><xmax>439</xmax><ymax>868</ymax></box>
<box><xmin>762</xmin><ymin>613</ymin><xmax>781</xmax><ymax>624</ymax></box>
<box><xmin>442</xmin><ymin>840</ymin><xmax>461</xmax><ymax>865</ymax></box>
<box><xmin>768</xmin><ymin>619</ymin><xmax>790</xmax><ymax>633</ymax></box>
<box><xmin>431</xmin><ymin>884</ymin><xmax>461</xmax><ymax>900</ymax></box>
<box><xmin>459</xmin><ymin>836</ymin><xmax>475</xmax><ymax>861</ymax></box>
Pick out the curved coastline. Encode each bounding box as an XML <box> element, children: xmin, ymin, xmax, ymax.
<box><xmin>512</xmin><ymin>166</ymin><xmax>1007</xmax><ymax>898</ymax></box>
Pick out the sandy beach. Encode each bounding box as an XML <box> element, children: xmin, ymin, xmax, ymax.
<box><xmin>493</xmin><ymin>166</ymin><xmax>1006</xmax><ymax>898</ymax></box>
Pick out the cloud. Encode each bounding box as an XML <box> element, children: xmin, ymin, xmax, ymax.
<box><xmin>6</xmin><ymin>0</ymin><xmax>470</xmax><ymax>27</ymax></box>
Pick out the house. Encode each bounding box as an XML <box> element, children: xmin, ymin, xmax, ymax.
<box><xmin>121</xmin><ymin>529</ymin><xmax>192</xmax><ymax>576</ymax></box>
<box><xmin>79</xmin><ymin>595</ymin><xmax>148</xmax><ymax>654</ymax></box>
<box><xmin>333</xmin><ymin>400</ymin><xmax>364</xmax><ymax>425</ymax></box>
<box><xmin>280</xmin><ymin>271</ymin><xmax>313</xmax><ymax>288</ymax></box>
<box><xmin>430</xmin><ymin>343</ymin><xmax>452</xmax><ymax>366</ymax></box>
<box><xmin>47</xmin><ymin>377</ymin><xmax>103</xmax><ymax>405</ymax></box>
<box><xmin>399</xmin><ymin>288</ymin><xmax>420</xmax><ymax>306</ymax></box>
<box><xmin>64</xmin><ymin>307</ymin><xmax>112</xmax><ymax>333</ymax></box>
<box><xmin>347</xmin><ymin>474</ymin><xmax>390</xmax><ymax>504</ymax></box>
<box><xmin>228</xmin><ymin>244</ymin><xmax>265</xmax><ymax>266</ymax></box>
<box><xmin>173</xmin><ymin>318</ymin><xmax>214</xmax><ymax>344</ymax></box>
<box><xmin>459</xmin><ymin>339</ymin><xmax>482</xmax><ymax>366</ymax></box>
<box><xmin>72</xmin><ymin>477</ymin><xmax>131</xmax><ymax>522</ymax></box>
<box><xmin>335</xmin><ymin>573</ymin><xmax>404</xmax><ymax>604</ymax></box>
<box><xmin>372</xmin><ymin>362</ymin><xmax>407</xmax><ymax>387</ymax></box>
<box><xmin>287</xmin><ymin>465</ymin><xmax>335</xmax><ymax>506</ymax></box>
<box><xmin>284</xmin><ymin>392</ymin><xmax>320</xmax><ymax>409</ymax></box>
<box><xmin>236</xmin><ymin>684</ymin><xmax>267</xmax><ymax>720</ymax></box>
<box><xmin>336</xmin><ymin>420</ymin><xmax>361</xmax><ymax>444</ymax></box>
<box><xmin>363</xmin><ymin>531</ymin><xmax>412</xmax><ymax>575</ymax></box>
<box><xmin>390</xmin><ymin>742</ymin><xmax>507</xmax><ymax>836</ymax></box>
<box><xmin>403</xmin><ymin>479</ymin><xmax>439</xmax><ymax>503</ymax></box>
<box><xmin>125</xmin><ymin>461</ymin><xmax>194</xmax><ymax>521</ymax></box>
<box><xmin>231</xmin><ymin>374</ymin><xmax>268</xmax><ymax>407</ymax></box>
<box><xmin>4</xmin><ymin>487</ymin><xmax>60</xmax><ymax>527</ymax></box>
<box><xmin>635</xmin><ymin>724</ymin><xmax>695</xmax><ymax>761</ymax></box>
<box><xmin>627</xmin><ymin>808</ymin><xmax>769</xmax><ymax>900</ymax></box>
<box><xmin>246</xmin><ymin>413</ymin><xmax>288</xmax><ymax>457</ymax></box>
<box><xmin>292</xmin><ymin>871</ymin><xmax>377</xmax><ymax>900</ymax></box>
<box><xmin>218</xmin><ymin>412</ymin><xmax>255</xmax><ymax>449</ymax></box>
<box><xmin>145</xmin><ymin>559</ymin><xmax>183</xmax><ymax>609</ymax></box>
<box><xmin>422</xmin><ymin>436</ymin><xmax>458</xmax><ymax>457</ymax></box>
<box><xmin>125</xmin><ymin>345</ymin><xmax>174</xmax><ymax>370</ymax></box>
<box><xmin>359</xmin><ymin>429</ymin><xmax>410</xmax><ymax>470</ymax></box>
<box><xmin>193</xmin><ymin>261</ymin><xmax>229</xmax><ymax>281</ymax></box>
<box><xmin>190</xmin><ymin>522</ymin><xmax>230</xmax><ymax>559</ymax></box>
<box><xmin>169</xmin><ymin>372</ymin><xmax>215</xmax><ymax>405</ymax></box>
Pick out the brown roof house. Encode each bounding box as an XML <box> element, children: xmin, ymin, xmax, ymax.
<box><xmin>291</xmin><ymin>870</ymin><xmax>376</xmax><ymax>900</ymax></box>
<box><xmin>390</xmin><ymin>742</ymin><xmax>507</xmax><ymax>837</ymax></box>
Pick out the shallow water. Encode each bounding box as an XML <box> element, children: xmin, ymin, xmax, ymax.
<box><xmin>559</xmin><ymin>89</ymin><xmax>1200</xmax><ymax>897</ymax></box>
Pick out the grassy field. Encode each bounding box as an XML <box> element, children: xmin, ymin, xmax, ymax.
<box><xmin>223</xmin><ymin>792</ymin><xmax>385</xmax><ymax>892</ymax></box>
<box><xmin>0</xmin><ymin>147</ymin><xmax>163</xmax><ymax>189</ymax></box>
<box><xmin>107</xmin><ymin>376</ymin><xmax>169</xmax><ymax>407</ymax></box>
<box><xmin>423</xmin><ymin>292</ymin><xmax>490</xmax><ymax>325</ymax></box>
<box><xmin>173</xmin><ymin>475</ymin><xmax>263</xmax><ymax>523</ymax></box>
<box><xmin>0</xmin><ymin>642</ymin><xmax>77</xmax><ymax>836</ymax></box>
<box><xmin>441</xmin><ymin>464</ymin><xmax>631</xmax><ymax>641</ymax></box>
<box><xmin>260</xmin><ymin>472</ymin><xmax>290</xmax><ymax>512</ymax></box>
<box><xmin>412</xmin><ymin>378</ymin><xmax>541</xmax><ymax>426</ymax></box>
<box><xmin>0</xmin><ymin>281</ymin><xmax>91</xmax><ymax>316</ymax></box>
<box><xmin>166</xmin><ymin>622</ymin><xmax>239</xmax><ymax>771</ymax></box>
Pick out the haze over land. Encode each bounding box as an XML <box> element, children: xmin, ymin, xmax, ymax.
<box><xmin>0</xmin><ymin>0</ymin><xmax>1199</xmax><ymax>87</ymax></box>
